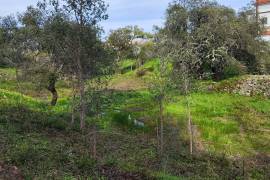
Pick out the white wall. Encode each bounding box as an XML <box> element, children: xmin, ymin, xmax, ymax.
<box><xmin>258</xmin><ymin>4</ymin><xmax>270</xmax><ymax>41</ymax></box>
<box><xmin>258</xmin><ymin>4</ymin><xmax>270</xmax><ymax>27</ymax></box>
<box><xmin>261</xmin><ymin>35</ymin><xmax>270</xmax><ymax>41</ymax></box>
<box><xmin>259</xmin><ymin>12</ymin><xmax>270</xmax><ymax>27</ymax></box>
<box><xmin>258</xmin><ymin>4</ymin><xmax>270</xmax><ymax>13</ymax></box>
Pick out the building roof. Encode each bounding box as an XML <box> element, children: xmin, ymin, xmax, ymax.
<box><xmin>131</xmin><ymin>38</ymin><xmax>152</xmax><ymax>46</ymax></box>
<box><xmin>257</xmin><ymin>0</ymin><xmax>270</xmax><ymax>5</ymax></box>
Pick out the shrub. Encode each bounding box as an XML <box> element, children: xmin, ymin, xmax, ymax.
<box><xmin>136</xmin><ymin>69</ymin><xmax>147</xmax><ymax>77</ymax></box>
<box><xmin>120</xmin><ymin>59</ymin><xmax>136</xmax><ymax>74</ymax></box>
<box><xmin>44</xmin><ymin>118</ymin><xmax>68</xmax><ymax>131</ymax></box>
<box><xmin>223</xmin><ymin>60</ymin><xmax>247</xmax><ymax>79</ymax></box>
<box><xmin>112</xmin><ymin>112</ymin><xmax>134</xmax><ymax>128</ymax></box>
<box><xmin>104</xmin><ymin>156</ymin><xmax>118</xmax><ymax>167</ymax></box>
<box><xmin>8</xmin><ymin>141</ymin><xmax>48</xmax><ymax>166</ymax></box>
<box><xmin>76</xmin><ymin>156</ymin><xmax>97</xmax><ymax>172</ymax></box>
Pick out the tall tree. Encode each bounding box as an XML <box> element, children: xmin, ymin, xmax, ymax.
<box><xmin>162</xmin><ymin>0</ymin><xmax>269</xmax><ymax>80</ymax></box>
<box><xmin>17</xmin><ymin>5</ymin><xmax>61</xmax><ymax>106</ymax></box>
<box><xmin>107</xmin><ymin>26</ymin><xmax>133</xmax><ymax>61</ymax></box>
<box><xmin>0</xmin><ymin>15</ymin><xmax>20</xmax><ymax>68</ymax></box>
<box><xmin>40</xmin><ymin>0</ymin><xmax>110</xmax><ymax>130</ymax></box>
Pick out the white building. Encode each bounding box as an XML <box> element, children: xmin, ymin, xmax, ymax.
<box><xmin>131</xmin><ymin>35</ymin><xmax>152</xmax><ymax>46</ymax></box>
<box><xmin>256</xmin><ymin>0</ymin><xmax>270</xmax><ymax>41</ymax></box>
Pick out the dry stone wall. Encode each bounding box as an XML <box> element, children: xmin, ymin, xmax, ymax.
<box><xmin>214</xmin><ymin>75</ymin><xmax>270</xmax><ymax>97</ymax></box>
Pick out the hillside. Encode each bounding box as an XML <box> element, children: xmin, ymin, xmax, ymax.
<box><xmin>0</xmin><ymin>61</ymin><xmax>270</xmax><ymax>179</ymax></box>
<box><xmin>1</xmin><ymin>0</ymin><xmax>270</xmax><ymax>178</ymax></box>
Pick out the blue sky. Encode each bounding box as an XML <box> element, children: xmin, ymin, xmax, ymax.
<box><xmin>0</xmin><ymin>0</ymin><xmax>252</xmax><ymax>35</ymax></box>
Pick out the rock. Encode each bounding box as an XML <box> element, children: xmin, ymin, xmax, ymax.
<box><xmin>134</xmin><ymin>119</ymin><xmax>145</xmax><ymax>127</ymax></box>
<box><xmin>219</xmin><ymin>75</ymin><xmax>270</xmax><ymax>98</ymax></box>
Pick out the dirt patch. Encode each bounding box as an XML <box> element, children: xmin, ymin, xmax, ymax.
<box><xmin>0</xmin><ymin>162</ymin><xmax>24</xmax><ymax>180</ymax></box>
<box><xmin>192</xmin><ymin>125</ymin><xmax>205</xmax><ymax>153</ymax></box>
<box><xmin>109</xmin><ymin>77</ymin><xmax>146</xmax><ymax>91</ymax></box>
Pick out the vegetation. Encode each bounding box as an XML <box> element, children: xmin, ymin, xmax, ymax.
<box><xmin>0</xmin><ymin>0</ymin><xmax>269</xmax><ymax>179</ymax></box>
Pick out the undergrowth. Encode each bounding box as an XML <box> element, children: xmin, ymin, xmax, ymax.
<box><xmin>0</xmin><ymin>64</ymin><xmax>270</xmax><ymax>179</ymax></box>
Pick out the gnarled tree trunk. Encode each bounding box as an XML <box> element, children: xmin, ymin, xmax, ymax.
<box><xmin>47</xmin><ymin>74</ymin><xmax>58</xmax><ymax>106</ymax></box>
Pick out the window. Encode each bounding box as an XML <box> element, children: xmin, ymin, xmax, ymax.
<box><xmin>261</xmin><ymin>17</ymin><xmax>268</xmax><ymax>25</ymax></box>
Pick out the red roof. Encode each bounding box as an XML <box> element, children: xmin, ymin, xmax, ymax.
<box><xmin>262</xmin><ymin>31</ymin><xmax>270</xmax><ymax>35</ymax></box>
<box><xmin>257</xmin><ymin>0</ymin><xmax>270</xmax><ymax>5</ymax></box>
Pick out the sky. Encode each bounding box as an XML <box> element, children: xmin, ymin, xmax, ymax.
<box><xmin>0</xmin><ymin>0</ymin><xmax>252</xmax><ymax>36</ymax></box>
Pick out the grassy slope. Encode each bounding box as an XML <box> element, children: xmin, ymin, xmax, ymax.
<box><xmin>114</xmin><ymin>59</ymin><xmax>270</xmax><ymax>156</ymax></box>
<box><xmin>0</xmin><ymin>62</ymin><xmax>270</xmax><ymax>179</ymax></box>
<box><xmin>0</xmin><ymin>68</ymin><xmax>71</xmax><ymax>101</ymax></box>
<box><xmin>167</xmin><ymin>93</ymin><xmax>270</xmax><ymax>156</ymax></box>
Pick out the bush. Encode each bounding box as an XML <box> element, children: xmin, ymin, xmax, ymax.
<box><xmin>8</xmin><ymin>140</ymin><xmax>49</xmax><ymax>167</ymax></box>
<box><xmin>119</xmin><ymin>59</ymin><xmax>136</xmax><ymax>74</ymax></box>
<box><xmin>45</xmin><ymin>118</ymin><xmax>68</xmax><ymax>130</ymax></box>
<box><xmin>0</xmin><ymin>58</ymin><xmax>13</xmax><ymax>68</ymax></box>
<box><xmin>112</xmin><ymin>112</ymin><xmax>133</xmax><ymax>128</ymax></box>
<box><xmin>223</xmin><ymin>60</ymin><xmax>247</xmax><ymax>79</ymax></box>
<box><xmin>76</xmin><ymin>156</ymin><xmax>97</xmax><ymax>172</ymax></box>
<box><xmin>104</xmin><ymin>156</ymin><xmax>118</xmax><ymax>166</ymax></box>
<box><xmin>136</xmin><ymin>69</ymin><xmax>147</xmax><ymax>77</ymax></box>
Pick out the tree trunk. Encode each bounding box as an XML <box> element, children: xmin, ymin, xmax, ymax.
<box><xmin>212</xmin><ymin>67</ymin><xmax>223</xmax><ymax>81</ymax></box>
<box><xmin>50</xmin><ymin>89</ymin><xmax>58</xmax><ymax>106</ymax></box>
<box><xmin>79</xmin><ymin>76</ymin><xmax>85</xmax><ymax>130</ymax></box>
<box><xmin>183</xmin><ymin>72</ymin><xmax>193</xmax><ymax>155</ymax></box>
<box><xmin>186</xmin><ymin>93</ymin><xmax>193</xmax><ymax>155</ymax></box>
<box><xmin>71</xmin><ymin>79</ymin><xmax>76</xmax><ymax>124</ymax></box>
<box><xmin>159</xmin><ymin>97</ymin><xmax>164</xmax><ymax>156</ymax></box>
<box><xmin>93</xmin><ymin>124</ymin><xmax>97</xmax><ymax>159</ymax></box>
<box><xmin>77</xmin><ymin>4</ymin><xmax>86</xmax><ymax>130</ymax></box>
<box><xmin>187</xmin><ymin>104</ymin><xmax>193</xmax><ymax>155</ymax></box>
<box><xmin>47</xmin><ymin>76</ymin><xmax>58</xmax><ymax>106</ymax></box>
<box><xmin>15</xmin><ymin>68</ymin><xmax>19</xmax><ymax>81</ymax></box>
<box><xmin>156</xmin><ymin>117</ymin><xmax>160</xmax><ymax>153</ymax></box>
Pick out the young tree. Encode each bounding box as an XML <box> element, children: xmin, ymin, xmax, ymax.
<box><xmin>86</xmin><ymin>72</ymin><xmax>112</xmax><ymax>159</ymax></box>
<box><xmin>156</xmin><ymin>0</ymin><xmax>201</xmax><ymax>155</ymax></box>
<box><xmin>171</xmin><ymin>45</ymin><xmax>199</xmax><ymax>155</ymax></box>
<box><xmin>149</xmin><ymin>48</ymin><xmax>172</xmax><ymax>157</ymax></box>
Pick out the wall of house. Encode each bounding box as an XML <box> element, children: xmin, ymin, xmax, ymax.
<box><xmin>258</xmin><ymin>3</ymin><xmax>270</xmax><ymax>27</ymax></box>
<box><xmin>257</xmin><ymin>0</ymin><xmax>270</xmax><ymax>40</ymax></box>
<box><xmin>262</xmin><ymin>35</ymin><xmax>270</xmax><ymax>41</ymax></box>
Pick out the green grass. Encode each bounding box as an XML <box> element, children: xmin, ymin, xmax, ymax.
<box><xmin>1</xmin><ymin>66</ymin><xmax>270</xmax><ymax>179</ymax></box>
<box><xmin>0</xmin><ymin>67</ymin><xmax>16</xmax><ymax>77</ymax></box>
<box><xmin>166</xmin><ymin>92</ymin><xmax>270</xmax><ymax>156</ymax></box>
<box><xmin>0</xmin><ymin>67</ymin><xmax>72</xmax><ymax>101</ymax></box>
<box><xmin>109</xmin><ymin>59</ymin><xmax>160</xmax><ymax>91</ymax></box>
<box><xmin>119</xmin><ymin>59</ymin><xmax>136</xmax><ymax>70</ymax></box>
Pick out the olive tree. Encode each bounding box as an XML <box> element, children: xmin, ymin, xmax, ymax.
<box><xmin>166</xmin><ymin>0</ymin><xmax>270</xmax><ymax>80</ymax></box>
<box><xmin>149</xmin><ymin>57</ymin><xmax>172</xmax><ymax>157</ymax></box>
<box><xmin>0</xmin><ymin>15</ymin><xmax>20</xmax><ymax>69</ymax></box>
<box><xmin>13</xmin><ymin>5</ymin><xmax>62</xmax><ymax>106</ymax></box>
<box><xmin>107</xmin><ymin>26</ymin><xmax>133</xmax><ymax>61</ymax></box>
<box><xmin>39</xmin><ymin>0</ymin><xmax>111</xmax><ymax>130</ymax></box>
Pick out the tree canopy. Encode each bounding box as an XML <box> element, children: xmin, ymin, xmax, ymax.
<box><xmin>159</xmin><ymin>0</ymin><xmax>270</xmax><ymax>80</ymax></box>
